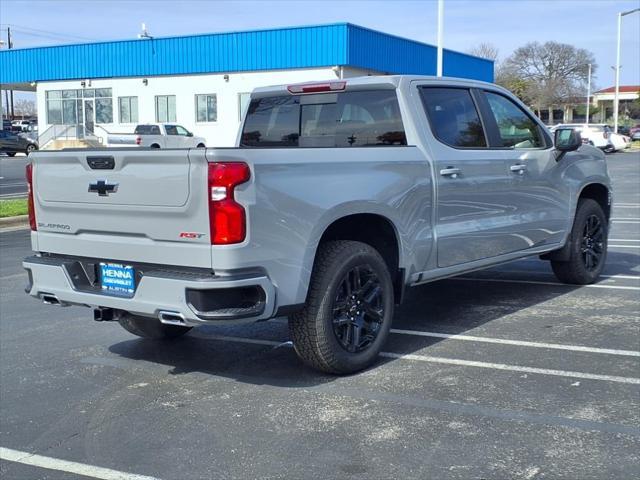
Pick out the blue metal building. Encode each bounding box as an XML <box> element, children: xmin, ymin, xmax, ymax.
<box><xmin>0</xmin><ymin>23</ymin><xmax>493</xmax><ymax>85</ymax></box>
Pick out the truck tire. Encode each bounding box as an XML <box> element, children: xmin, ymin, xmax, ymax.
<box><xmin>118</xmin><ymin>313</ymin><xmax>191</xmax><ymax>339</ymax></box>
<box><xmin>288</xmin><ymin>240</ymin><xmax>394</xmax><ymax>374</ymax></box>
<box><xmin>551</xmin><ymin>199</ymin><xmax>608</xmax><ymax>285</ymax></box>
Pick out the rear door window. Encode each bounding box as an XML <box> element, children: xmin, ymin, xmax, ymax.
<box><xmin>241</xmin><ymin>90</ymin><xmax>406</xmax><ymax>148</ymax></box>
<box><xmin>484</xmin><ymin>92</ymin><xmax>543</xmax><ymax>148</ymax></box>
<box><xmin>419</xmin><ymin>87</ymin><xmax>487</xmax><ymax>148</ymax></box>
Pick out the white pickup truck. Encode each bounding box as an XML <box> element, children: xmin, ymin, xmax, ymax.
<box><xmin>107</xmin><ymin>123</ymin><xmax>206</xmax><ymax>149</ymax></box>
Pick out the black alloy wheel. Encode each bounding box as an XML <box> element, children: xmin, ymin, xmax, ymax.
<box><xmin>550</xmin><ymin>198</ymin><xmax>608</xmax><ymax>285</ymax></box>
<box><xmin>581</xmin><ymin>214</ymin><xmax>605</xmax><ymax>272</ymax></box>
<box><xmin>332</xmin><ymin>264</ymin><xmax>385</xmax><ymax>353</ymax></box>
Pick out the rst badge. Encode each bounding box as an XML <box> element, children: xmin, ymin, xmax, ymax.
<box><xmin>179</xmin><ymin>232</ymin><xmax>205</xmax><ymax>239</ymax></box>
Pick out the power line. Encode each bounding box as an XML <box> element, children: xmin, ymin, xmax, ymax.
<box><xmin>0</xmin><ymin>23</ymin><xmax>97</xmax><ymax>42</ymax></box>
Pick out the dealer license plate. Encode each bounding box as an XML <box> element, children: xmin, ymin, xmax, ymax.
<box><xmin>99</xmin><ymin>263</ymin><xmax>135</xmax><ymax>296</ymax></box>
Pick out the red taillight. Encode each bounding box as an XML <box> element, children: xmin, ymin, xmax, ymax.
<box><xmin>135</xmin><ymin>136</ymin><xmax>142</xmax><ymax>145</ymax></box>
<box><xmin>26</xmin><ymin>163</ymin><xmax>37</xmax><ymax>231</ymax></box>
<box><xmin>208</xmin><ymin>162</ymin><xmax>250</xmax><ymax>245</ymax></box>
<box><xmin>287</xmin><ymin>81</ymin><xmax>346</xmax><ymax>94</ymax></box>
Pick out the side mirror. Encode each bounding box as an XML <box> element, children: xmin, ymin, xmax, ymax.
<box><xmin>554</xmin><ymin>128</ymin><xmax>581</xmax><ymax>152</ymax></box>
<box><xmin>187</xmin><ymin>132</ymin><xmax>193</xmax><ymax>137</ymax></box>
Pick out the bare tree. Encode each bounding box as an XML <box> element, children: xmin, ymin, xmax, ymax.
<box><xmin>500</xmin><ymin>41</ymin><xmax>596</xmax><ymax>111</ymax></box>
<box><xmin>468</xmin><ymin>43</ymin><xmax>499</xmax><ymax>62</ymax></box>
<box><xmin>14</xmin><ymin>99</ymin><xmax>37</xmax><ymax>118</ymax></box>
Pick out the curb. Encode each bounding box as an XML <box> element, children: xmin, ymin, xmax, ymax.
<box><xmin>0</xmin><ymin>215</ymin><xmax>29</xmax><ymax>230</ymax></box>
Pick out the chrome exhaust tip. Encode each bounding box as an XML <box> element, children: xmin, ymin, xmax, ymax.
<box><xmin>41</xmin><ymin>294</ymin><xmax>65</xmax><ymax>306</ymax></box>
<box><xmin>158</xmin><ymin>310</ymin><xmax>187</xmax><ymax>326</ymax></box>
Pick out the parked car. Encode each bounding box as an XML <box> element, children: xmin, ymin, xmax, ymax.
<box><xmin>19</xmin><ymin>124</ymin><xmax>38</xmax><ymax>143</ymax></box>
<box><xmin>2</xmin><ymin>119</ymin><xmax>12</xmax><ymax>131</ymax></box>
<box><xmin>12</xmin><ymin>119</ymin><xmax>34</xmax><ymax>132</ymax></box>
<box><xmin>24</xmin><ymin>76</ymin><xmax>611</xmax><ymax>374</ymax></box>
<box><xmin>629</xmin><ymin>124</ymin><xmax>640</xmax><ymax>140</ymax></box>
<box><xmin>616</xmin><ymin>126</ymin><xmax>630</xmax><ymax>136</ymax></box>
<box><xmin>549</xmin><ymin>123</ymin><xmax>623</xmax><ymax>153</ymax></box>
<box><xmin>609</xmin><ymin>131</ymin><xmax>631</xmax><ymax>151</ymax></box>
<box><xmin>107</xmin><ymin>123</ymin><xmax>206</xmax><ymax>148</ymax></box>
<box><xmin>0</xmin><ymin>129</ymin><xmax>38</xmax><ymax>156</ymax></box>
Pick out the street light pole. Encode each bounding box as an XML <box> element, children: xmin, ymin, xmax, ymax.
<box><xmin>436</xmin><ymin>0</ymin><xmax>444</xmax><ymax>77</ymax></box>
<box><xmin>586</xmin><ymin>63</ymin><xmax>591</xmax><ymax>126</ymax></box>
<box><xmin>613</xmin><ymin>8</ymin><xmax>640</xmax><ymax>133</ymax></box>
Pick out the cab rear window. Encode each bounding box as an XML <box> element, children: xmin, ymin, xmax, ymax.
<box><xmin>134</xmin><ymin>125</ymin><xmax>161</xmax><ymax>135</ymax></box>
<box><xmin>240</xmin><ymin>90</ymin><xmax>407</xmax><ymax>148</ymax></box>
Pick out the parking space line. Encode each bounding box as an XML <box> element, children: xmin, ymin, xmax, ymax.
<box><xmin>486</xmin><ymin>269</ymin><xmax>640</xmax><ymax>281</ymax></box>
<box><xmin>609</xmin><ymin>238</ymin><xmax>640</xmax><ymax>242</ymax></box>
<box><xmin>200</xmin><ymin>335</ymin><xmax>640</xmax><ymax>385</ymax></box>
<box><xmin>609</xmin><ymin>244</ymin><xmax>640</xmax><ymax>248</ymax></box>
<box><xmin>0</xmin><ymin>447</ymin><xmax>160</xmax><ymax>480</ymax></box>
<box><xmin>389</xmin><ymin>329</ymin><xmax>640</xmax><ymax>357</ymax></box>
<box><xmin>378</xmin><ymin>352</ymin><xmax>640</xmax><ymax>384</ymax></box>
<box><xmin>453</xmin><ymin>277</ymin><xmax>640</xmax><ymax>290</ymax></box>
<box><xmin>612</xmin><ymin>220</ymin><xmax>640</xmax><ymax>224</ymax></box>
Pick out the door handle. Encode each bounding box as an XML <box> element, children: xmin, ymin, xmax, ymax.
<box><xmin>510</xmin><ymin>164</ymin><xmax>527</xmax><ymax>174</ymax></box>
<box><xmin>440</xmin><ymin>167</ymin><xmax>461</xmax><ymax>178</ymax></box>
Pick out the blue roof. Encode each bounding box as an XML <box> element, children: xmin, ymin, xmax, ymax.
<box><xmin>0</xmin><ymin>23</ymin><xmax>493</xmax><ymax>84</ymax></box>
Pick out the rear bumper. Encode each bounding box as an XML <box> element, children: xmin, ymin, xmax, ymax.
<box><xmin>23</xmin><ymin>255</ymin><xmax>276</xmax><ymax>325</ymax></box>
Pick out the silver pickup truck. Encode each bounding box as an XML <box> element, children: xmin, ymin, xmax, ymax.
<box><xmin>24</xmin><ymin>76</ymin><xmax>611</xmax><ymax>374</ymax></box>
<box><xmin>107</xmin><ymin>123</ymin><xmax>207</xmax><ymax>149</ymax></box>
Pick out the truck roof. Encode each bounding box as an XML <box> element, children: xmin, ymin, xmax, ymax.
<box><xmin>252</xmin><ymin>75</ymin><xmax>500</xmax><ymax>96</ymax></box>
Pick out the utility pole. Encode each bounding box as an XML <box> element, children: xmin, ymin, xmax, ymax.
<box><xmin>436</xmin><ymin>0</ymin><xmax>444</xmax><ymax>77</ymax></box>
<box><xmin>586</xmin><ymin>63</ymin><xmax>591</xmax><ymax>126</ymax></box>
<box><xmin>613</xmin><ymin>8</ymin><xmax>640</xmax><ymax>133</ymax></box>
<box><xmin>8</xmin><ymin>27</ymin><xmax>14</xmax><ymax>121</ymax></box>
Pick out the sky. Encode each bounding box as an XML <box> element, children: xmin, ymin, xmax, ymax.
<box><xmin>1</xmin><ymin>0</ymin><xmax>639</xmax><ymax>102</ymax></box>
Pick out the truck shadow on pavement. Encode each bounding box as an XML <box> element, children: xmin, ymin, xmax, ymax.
<box><xmin>106</xmin><ymin>256</ymin><xmax>630</xmax><ymax>387</ymax></box>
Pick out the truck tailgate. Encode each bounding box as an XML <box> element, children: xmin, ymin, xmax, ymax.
<box><xmin>31</xmin><ymin>149</ymin><xmax>212</xmax><ymax>268</ymax></box>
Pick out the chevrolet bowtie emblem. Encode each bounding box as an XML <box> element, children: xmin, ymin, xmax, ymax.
<box><xmin>88</xmin><ymin>180</ymin><xmax>119</xmax><ymax>196</ymax></box>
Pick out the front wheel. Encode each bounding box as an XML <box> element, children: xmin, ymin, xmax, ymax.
<box><xmin>118</xmin><ymin>313</ymin><xmax>192</xmax><ymax>339</ymax></box>
<box><xmin>288</xmin><ymin>240</ymin><xmax>394</xmax><ymax>374</ymax></box>
<box><xmin>26</xmin><ymin>144</ymin><xmax>37</xmax><ymax>155</ymax></box>
<box><xmin>551</xmin><ymin>199</ymin><xmax>608</xmax><ymax>284</ymax></box>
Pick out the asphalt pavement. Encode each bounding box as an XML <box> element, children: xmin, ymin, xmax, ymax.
<box><xmin>0</xmin><ymin>154</ymin><xmax>29</xmax><ymax>199</ymax></box>
<box><xmin>0</xmin><ymin>151</ymin><xmax>638</xmax><ymax>479</ymax></box>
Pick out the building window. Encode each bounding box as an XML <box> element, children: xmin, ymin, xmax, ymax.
<box><xmin>45</xmin><ymin>88</ymin><xmax>113</xmax><ymax>125</ymax></box>
<box><xmin>238</xmin><ymin>93</ymin><xmax>251</xmax><ymax>121</ymax></box>
<box><xmin>46</xmin><ymin>91</ymin><xmax>63</xmax><ymax>124</ymax></box>
<box><xmin>95</xmin><ymin>98</ymin><xmax>113</xmax><ymax>124</ymax></box>
<box><xmin>119</xmin><ymin>96</ymin><xmax>139</xmax><ymax>124</ymax></box>
<box><xmin>195</xmin><ymin>94</ymin><xmax>217</xmax><ymax>122</ymax></box>
<box><xmin>156</xmin><ymin>95</ymin><xmax>176</xmax><ymax>123</ymax></box>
